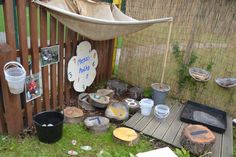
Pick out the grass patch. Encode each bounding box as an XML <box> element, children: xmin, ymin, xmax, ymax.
<box><xmin>0</xmin><ymin>124</ymin><xmax>152</xmax><ymax>157</ymax></box>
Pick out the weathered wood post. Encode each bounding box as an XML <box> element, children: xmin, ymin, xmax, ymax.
<box><xmin>0</xmin><ymin>44</ymin><xmax>23</xmax><ymax>136</ymax></box>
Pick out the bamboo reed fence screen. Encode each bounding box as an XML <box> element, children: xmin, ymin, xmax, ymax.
<box><xmin>118</xmin><ymin>0</ymin><xmax>236</xmax><ymax>116</ymax></box>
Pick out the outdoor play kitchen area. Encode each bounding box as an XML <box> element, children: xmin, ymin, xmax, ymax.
<box><xmin>0</xmin><ymin>0</ymin><xmax>235</xmax><ymax>157</ymax></box>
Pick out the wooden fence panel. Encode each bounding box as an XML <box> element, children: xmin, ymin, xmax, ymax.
<box><xmin>65</xmin><ymin>28</ymin><xmax>73</xmax><ymax>105</ymax></box>
<box><xmin>0</xmin><ymin>44</ymin><xmax>23</xmax><ymax>136</ymax></box>
<box><xmin>57</xmin><ymin>22</ymin><xmax>64</xmax><ymax>109</ymax></box>
<box><xmin>0</xmin><ymin>61</ymin><xmax>7</xmax><ymax>134</ymax></box>
<box><xmin>50</xmin><ymin>16</ymin><xmax>57</xmax><ymax>110</ymax></box>
<box><xmin>17</xmin><ymin>0</ymin><xmax>32</xmax><ymax>126</ymax></box>
<box><xmin>40</xmin><ymin>7</ymin><xmax>50</xmax><ymax>111</ymax></box>
<box><xmin>3</xmin><ymin>0</ymin><xmax>16</xmax><ymax>50</ymax></box>
<box><xmin>0</xmin><ymin>1</ymin><xmax>115</xmax><ymax>135</ymax></box>
<box><xmin>1</xmin><ymin>0</ymin><xmax>23</xmax><ymax>136</ymax></box>
<box><xmin>29</xmin><ymin>0</ymin><xmax>42</xmax><ymax>113</ymax></box>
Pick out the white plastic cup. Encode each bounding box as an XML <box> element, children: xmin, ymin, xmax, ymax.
<box><xmin>4</xmin><ymin>61</ymin><xmax>26</xmax><ymax>94</ymax></box>
<box><xmin>139</xmin><ymin>98</ymin><xmax>154</xmax><ymax>116</ymax></box>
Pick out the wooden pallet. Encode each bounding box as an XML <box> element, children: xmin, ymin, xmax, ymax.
<box><xmin>125</xmin><ymin>101</ymin><xmax>233</xmax><ymax>157</ymax></box>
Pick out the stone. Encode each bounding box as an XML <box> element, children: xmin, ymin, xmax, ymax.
<box><xmin>128</xmin><ymin>86</ymin><xmax>143</xmax><ymax>100</ymax></box>
<box><xmin>107</xmin><ymin>79</ymin><xmax>128</xmax><ymax>96</ymax></box>
<box><xmin>105</xmin><ymin>102</ymin><xmax>129</xmax><ymax>121</ymax></box>
<box><xmin>180</xmin><ymin>124</ymin><xmax>216</xmax><ymax>156</ymax></box>
<box><xmin>71</xmin><ymin>140</ymin><xmax>77</xmax><ymax>145</ymax></box>
<box><xmin>80</xmin><ymin>146</ymin><xmax>92</xmax><ymax>151</ymax></box>
<box><xmin>233</xmin><ymin>118</ymin><xmax>236</xmax><ymax>126</ymax></box>
<box><xmin>124</xmin><ymin>98</ymin><xmax>140</xmax><ymax>114</ymax></box>
<box><xmin>84</xmin><ymin>116</ymin><xmax>110</xmax><ymax>133</ymax></box>
<box><xmin>68</xmin><ymin>150</ymin><xmax>78</xmax><ymax>156</ymax></box>
<box><xmin>97</xmin><ymin>89</ymin><xmax>114</xmax><ymax>97</ymax></box>
<box><xmin>89</xmin><ymin>93</ymin><xmax>110</xmax><ymax>109</ymax></box>
<box><xmin>78</xmin><ymin>93</ymin><xmax>95</xmax><ymax>111</ymax></box>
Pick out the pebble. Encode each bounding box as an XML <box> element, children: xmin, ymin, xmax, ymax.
<box><xmin>47</xmin><ymin>124</ymin><xmax>54</xmax><ymax>127</ymax></box>
<box><xmin>68</xmin><ymin>150</ymin><xmax>78</xmax><ymax>156</ymax></box>
<box><xmin>80</xmin><ymin>146</ymin><xmax>92</xmax><ymax>151</ymax></box>
<box><xmin>233</xmin><ymin>118</ymin><xmax>236</xmax><ymax>125</ymax></box>
<box><xmin>42</xmin><ymin>124</ymin><xmax>53</xmax><ymax>127</ymax></box>
<box><xmin>72</xmin><ymin>139</ymin><xmax>77</xmax><ymax>145</ymax></box>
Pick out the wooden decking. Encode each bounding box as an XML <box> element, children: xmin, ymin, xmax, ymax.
<box><xmin>125</xmin><ymin>101</ymin><xmax>233</xmax><ymax>157</ymax></box>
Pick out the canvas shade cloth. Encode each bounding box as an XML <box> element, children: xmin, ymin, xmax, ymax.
<box><xmin>34</xmin><ymin>0</ymin><xmax>173</xmax><ymax>41</ymax></box>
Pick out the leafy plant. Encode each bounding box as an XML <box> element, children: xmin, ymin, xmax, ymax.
<box><xmin>172</xmin><ymin>43</ymin><xmax>198</xmax><ymax>90</ymax></box>
<box><xmin>206</xmin><ymin>60</ymin><xmax>214</xmax><ymax>71</ymax></box>
<box><xmin>174</xmin><ymin>147</ymin><xmax>191</xmax><ymax>157</ymax></box>
<box><xmin>143</xmin><ymin>87</ymin><xmax>152</xmax><ymax>98</ymax></box>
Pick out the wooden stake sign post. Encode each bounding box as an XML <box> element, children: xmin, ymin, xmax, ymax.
<box><xmin>67</xmin><ymin>41</ymin><xmax>98</xmax><ymax>92</ymax></box>
<box><xmin>160</xmin><ymin>19</ymin><xmax>173</xmax><ymax>88</ymax></box>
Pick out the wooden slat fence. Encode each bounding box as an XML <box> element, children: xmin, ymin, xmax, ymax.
<box><xmin>0</xmin><ymin>0</ymin><xmax>114</xmax><ymax>136</ymax></box>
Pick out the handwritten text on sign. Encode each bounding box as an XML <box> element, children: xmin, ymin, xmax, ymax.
<box><xmin>67</xmin><ymin>41</ymin><xmax>98</xmax><ymax>92</ymax></box>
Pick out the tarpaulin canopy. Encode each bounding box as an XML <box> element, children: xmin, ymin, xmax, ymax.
<box><xmin>34</xmin><ymin>0</ymin><xmax>173</xmax><ymax>41</ymax></box>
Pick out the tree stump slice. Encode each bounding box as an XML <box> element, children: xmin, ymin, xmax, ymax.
<box><xmin>113</xmin><ymin>127</ymin><xmax>139</xmax><ymax>146</ymax></box>
<box><xmin>64</xmin><ymin>107</ymin><xmax>84</xmax><ymax>124</ymax></box>
<box><xmin>180</xmin><ymin>124</ymin><xmax>216</xmax><ymax>156</ymax></box>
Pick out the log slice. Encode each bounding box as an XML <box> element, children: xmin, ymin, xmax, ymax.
<box><xmin>64</xmin><ymin>107</ymin><xmax>84</xmax><ymax>124</ymax></box>
<box><xmin>113</xmin><ymin>127</ymin><xmax>139</xmax><ymax>146</ymax></box>
<box><xmin>180</xmin><ymin>124</ymin><xmax>216</xmax><ymax>156</ymax></box>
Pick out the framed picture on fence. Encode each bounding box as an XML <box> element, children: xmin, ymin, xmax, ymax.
<box><xmin>25</xmin><ymin>73</ymin><xmax>42</xmax><ymax>102</ymax></box>
<box><xmin>40</xmin><ymin>45</ymin><xmax>60</xmax><ymax>67</ymax></box>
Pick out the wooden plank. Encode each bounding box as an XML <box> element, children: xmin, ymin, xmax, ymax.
<box><xmin>142</xmin><ymin>116</ymin><xmax>162</xmax><ymax>136</ymax></box>
<box><xmin>17</xmin><ymin>0</ymin><xmax>28</xmax><ymax>72</ymax></box>
<box><xmin>106</xmin><ymin>39</ymin><xmax>115</xmax><ymax>79</ymax></box>
<box><xmin>172</xmin><ymin>123</ymin><xmax>188</xmax><ymax>147</ymax></box>
<box><xmin>136</xmin><ymin>104</ymin><xmax>175</xmax><ymax>133</ymax></box>
<box><xmin>100</xmin><ymin>41</ymin><xmax>105</xmax><ymax>81</ymax></box>
<box><xmin>0</xmin><ymin>44</ymin><xmax>23</xmax><ymax>136</ymax></box>
<box><xmin>93</xmin><ymin>40</ymin><xmax>101</xmax><ymax>83</ymax></box>
<box><xmin>211</xmin><ymin>133</ymin><xmax>222</xmax><ymax>157</ymax></box>
<box><xmin>152</xmin><ymin>104</ymin><xmax>183</xmax><ymax>139</ymax></box>
<box><xmin>17</xmin><ymin>0</ymin><xmax>32</xmax><ymax>126</ymax></box>
<box><xmin>133</xmin><ymin>111</ymin><xmax>154</xmax><ymax>132</ymax></box>
<box><xmin>3</xmin><ymin>0</ymin><xmax>16</xmax><ymax>50</ymax></box>
<box><xmin>64</xmin><ymin>28</ymin><xmax>73</xmax><ymax>105</ymax></box>
<box><xmin>162</xmin><ymin>105</ymin><xmax>184</xmax><ymax>143</ymax></box>
<box><xmin>72</xmin><ymin>32</ymin><xmax>77</xmax><ymax>55</ymax></box>
<box><xmin>125</xmin><ymin>111</ymin><xmax>143</xmax><ymax>128</ymax></box>
<box><xmin>221</xmin><ymin>115</ymin><xmax>233</xmax><ymax>157</ymax></box>
<box><xmin>162</xmin><ymin>120</ymin><xmax>183</xmax><ymax>144</ymax></box>
<box><xmin>50</xmin><ymin>15</ymin><xmax>57</xmax><ymax>110</ymax></box>
<box><xmin>29</xmin><ymin>0</ymin><xmax>41</xmax><ymax>113</ymax></box>
<box><xmin>57</xmin><ymin>22</ymin><xmax>64</xmax><ymax>110</ymax></box>
<box><xmin>0</xmin><ymin>82</ymin><xmax>7</xmax><ymax>133</ymax></box>
<box><xmin>40</xmin><ymin>7</ymin><xmax>50</xmax><ymax>111</ymax></box>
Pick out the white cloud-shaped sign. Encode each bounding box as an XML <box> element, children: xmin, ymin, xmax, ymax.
<box><xmin>67</xmin><ymin>41</ymin><xmax>98</xmax><ymax>92</ymax></box>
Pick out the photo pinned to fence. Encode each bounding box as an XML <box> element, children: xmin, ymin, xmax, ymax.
<box><xmin>40</xmin><ymin>45</ymin><xmax>60</xmax><ymax>67</ymax></box>
<box><xmin>25</xmin><ymin>73</ymin><xmax>42</xmax><ymax>102</ymax></box>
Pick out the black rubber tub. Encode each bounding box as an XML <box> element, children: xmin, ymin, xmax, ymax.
<box><xmin>33</xmin><ymin>111</ymin><xmax>64</xmax><ymax>143</ymax></box>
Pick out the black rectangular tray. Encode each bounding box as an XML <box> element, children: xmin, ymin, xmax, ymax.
<box><xmin>180</xmin><ymin>100</ymin><xmax>227</xmax><ymax>133</ymax></box>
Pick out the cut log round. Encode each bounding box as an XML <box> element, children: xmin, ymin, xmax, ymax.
<box><xmin>180</xmin><ymin>124</ymin><xmax>216</xmax><ymax>156</ymax></box>
<box><xmin>64</xmin><ymin>107</ymin><xmax>84</xmax><ymax>124</ymax></box>
<box><xmin>113</xmin><ymin>127</ymin><xmax>139</xmax><ymax>146</ymax></box>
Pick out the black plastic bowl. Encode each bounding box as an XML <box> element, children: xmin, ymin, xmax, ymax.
<box><xmin>33</xmin><ymin>111</ymin><xmax>64</xmax><ymax>143</ymax></box>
